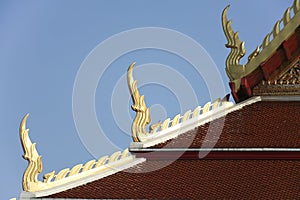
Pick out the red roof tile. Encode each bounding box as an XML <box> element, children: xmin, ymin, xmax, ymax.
<box><xmin>152</xmin><ymin>101</ymin><xmax>300</xmax><ymax>148</ymax></box>
<box><xmin>46</xmin><ymin>159</ymin><xmax>300</xmax><ymax>199</ymax></box>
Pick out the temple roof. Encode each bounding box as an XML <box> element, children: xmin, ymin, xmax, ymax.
<box><xmin>19</xmin><ymin>1</ymin><xmax>300</xmax><ymax>199</ymax></box>
<box><xmin>144</xmin><ymin>97</ymin><xmax>300</xmax><ymax>149</ymax></box>
<box><xmin>45</xmin><ymin>160</ymin><xmax>300</xmax><ymax>199</ymax></box>
<box><xmin>20</xmin><ymin>95</ymin><xmax>300</xmax><ymax>199</ymax></box>
<box><xmin>223</xmin><ymin>0</ymin><xmax>300</xmax><ymax>102</ymax></box>
<box><xmin>130</xmin><ymin>96</ymin><xmax>300</xmax><ymax>150</ymax></box>
<box><xmin>253</xmin><ymin>58</ymin><xmax>300</xmax><ymax>95</ymax></box>
<box><xmin>19</xmin><ymin>114</ymin><xmax>145</xmax><ymax>197</ymax></box>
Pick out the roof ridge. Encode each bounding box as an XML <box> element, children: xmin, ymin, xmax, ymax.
<box><xmin>130</xmin><ymin>96</ymin><xmax>261</xmax><ymax>149</ymax></box>
<box><xmin>42</xmin><ymin>148</ymin><xmax>131</xmax><ymax>184</ymax></box>
<box><xmin>127</xmin><ymin>63</ymin><xmax>234</xmax><ymax>144</ymax></box>
<box><xmin>246</xmin><ymin>0</ymin><xmax>300</xmax><ymax>71</ymax></box>
<box><xmin>19</xmin><ymin>114</ymin><xmax>142</xmax><ymax>194</ymax></box>
<box><xmin>145</xmin><ymin>96</ymin><xmax>233</xmax><ymax>136</ymax></box>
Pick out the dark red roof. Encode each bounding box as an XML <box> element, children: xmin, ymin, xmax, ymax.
<box><xmin>42</xmin><ymin>99</ymin><xmax>300</xmax><ymax>199</ymax></box>
<box><xmin>46</xmin><ymin>159</ymin><xmax>300</xmax><ymax>199</ymax></box>
<box><xmin>20</xmin><ymin>3</ymin><xmax>300</xmax><ymax>199</ymax></box>
<box><xmin>152</xmin><ymin>101</ymin><xmax>300</xmax><ymax>148</ymax></box>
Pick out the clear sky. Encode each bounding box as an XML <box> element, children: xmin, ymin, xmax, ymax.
<box><xmin>0</xmin><ymin>0</ymin><xmax>292</xmax><ymax>199</ymax></box>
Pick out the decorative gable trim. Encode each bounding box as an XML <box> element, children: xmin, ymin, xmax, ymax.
<box><xmin>223</xmin><ymin>0</ymin><xmax>300</xmax><ymax>102</ymax></box>
<box><xmin>20</xmin><ymin>157</ymin><xmax>145</xmax><ymax>198</ymax></box>
<box><xmin>130</xmin><ymin>95</ymin><xmax>300</xmax><ymax>150</ymax></box>
<box><xmin>253</xmin><ymin>58</ymin><xmax>300</xmax><ymax>95</ymax></box>
<box><xmin>19</xmin><ymin>114</ymin><xmax>145</xmax><ymax>197</ymax></box>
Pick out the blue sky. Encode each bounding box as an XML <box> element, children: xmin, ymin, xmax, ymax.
<box><xmin>0</xmin><ymin>1</ymin><xmax>292</xmax><ymax>199</ymax></box>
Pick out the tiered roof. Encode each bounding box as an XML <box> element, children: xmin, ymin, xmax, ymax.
<box><xmin>21</xmin><ymin>96</ymin><xmax>300</xmax><ymax>199</ymax></box>
<box><xmin>149</xmin><ymin>98</ymin><xmax>300</xmax><ymax>149</ymax></box>
<box><xmin>19</xmin><ymin>1</ymin><xmax>300</xmax><ymax>199</ymax></box>
<box><xmin>19</xmin><ymin>114</ymin><xmax>145</xmax><ymax>198</ymax></box>
<box><xmin>47</xmin><ymin>160</ymin><xmax>300</xmax><ymax>199</ymax></box>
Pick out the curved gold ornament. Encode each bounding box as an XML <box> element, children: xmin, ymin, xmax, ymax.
<box><xmin>20</xmin><ymin>114</ymin><xmax>133</xmax><ymax>192</ymax></box>
<box><xmin>222</xmin><ymin>0</ymin><xmax>300</xmax><ymax>85</ymax></box>
<box><xmin>146</xmin><ymin>96</ymin><xmax>233</xmax><ymax>135</ymax></box>
<box><xmin>248</xmin><ymin>46</ymin><xmax>260</xmax><ymax>62</ymax></box>
<box><xmin>222</xmin><ymin>5</ymin><xmax>246</xmax><ymax>81</ymax></box>
<box><xmin>42</xmin><ymin>148</ymin><xmax>131</xmax><ymax>184</ymax></box>
<box><xmin>20</xmin><ymin>113</ymin><xmax>43</xmax><ymax>192</ymax></box>
<box><xmin>127</xmin><ymin>62</ymin><xmax>151</xmax><ymax>142</ymax></box>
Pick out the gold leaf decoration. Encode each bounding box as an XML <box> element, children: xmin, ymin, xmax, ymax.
<box><xmin>252</xmin><ymin>58</ymin><xmax>300</xmax><ymax>95</ymax></box>
<box><xmin>212</xmin><ymin>98</ymin><xmax>221</xmax><ymax>109</ymax></box>
<box><xmin>109</xmin><ymin>151</ymin><xmax>122</xmax><ymax>163</ymax></box>
<box><xmin>161</xmin><ymin>118</ymin><xmax>170</xmax><ymax>130</ymax></box>
<box><xmin>171</xmin><ymin>114</ymin><xmax>181</xmax><ymax>126</ymax></box>
<box><xmin>149</xmin><ymin>121</ymin><xmax>162</xmax><ymax>134</ymax></box>
<box><xmin>192</xmin><ymin>106</ymin><xmax>201</xmax><ymax>118</ymax></box>
<box><xmin>43</xmin><ymin>171</ymin><xmax>55</xmax><ymax>183</ymax></box>
<box><xmin>68</xmin><ymin>164</ymin><xmax>83</xmax><ymax>176</ymax></box>
<box><xmin>202</xmin><ymin>102</ymin><xmax>211</xmax><ymax>113</ymax></box>
<box><xmin>127</xmin><ymin>62</ymin><xmax>151</xmax><ymax>142</ymax></box>
<box><xmin>248</xmin><ymin>46</ymin><xmax>260</xmax><ymax>62</ymax></box>
<box><xmin>82</xmin><ymin>160</ymin><xmax>96</xmax><ymax>172</ymax></box>
<box><xmin>222</xmin><ymin>5</ymin><xmax>246</xmax><ymax>81</ymax></box>
<box><xmin>277</xmin><ymin>61</ymin><xmax>300</xmax><ymax>84</ymax></box>
<box><xmin>20</xmin><ymin>113</ymin><xmax>43</xmax><ymax>192</ymax></box>
<box><xmin>283</xmin><ymin>7</ymin><xmax>291</xmax><ymax>26</ymax></box>
<box><xmin>94</xmin><ymin>156</ymin><xmax>109</xmax><ymax>168</ymax></box>
<box><xmin>147</xmin><ymin>96</ymin><xmax>234</xmax><ymax>135</ymax></box>
<box><xmin>55</xmin><ymin>168</ymin><xmax>70</xmax><ymax>181</ymax></box>
<box><xmin>182</xmin><ymin>110</ymin><xmax>191</xmax><ymax>122</ymax></box>
<box><xmin>222</xmin><ymin>0</ymin><xmax>300</xmax><ymax>84</ymax></box>
<box><xmin>19</xmin><ymin>114</ymin><xmax>133</xmax><ymax>192</ymax></box>
<box><xmin>44</xmin><ymin>148</ymin><xmax>131</xmax><ymax>183</ymax></box>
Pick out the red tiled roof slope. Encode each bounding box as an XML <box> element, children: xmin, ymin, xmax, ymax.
<box><xmin>47</xmin><ymin>159</ymin><xmax>300</xmax><ymax>199</ymax></box>
<box><xmin>153</xmin><ymin>101</ymin><xmax>300</xmax><ymax>148</ymax></box>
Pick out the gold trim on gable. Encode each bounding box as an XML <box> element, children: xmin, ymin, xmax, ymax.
<box><xmin>127</xmin><ymin>62</ymin><xmax>151</xmax><ymax>142</ymax></box>
<box><xmin>20</xmin><ymin>114</ymin><xmax>44</xmax><ymax>192</ymax></box>
<box><xmin>222</xmin><ymin>0</ymin><xmax>300</xmax><ymax>83</ymax></box>
<box><xmin>253</xmin><ymin>58</ymin><xmax>300</xmax><ymax>95</ymax></box>
<box><xmin>20</xmin><ymin>114</ymin><xmax>133</xmax><ymax>192</ymax></box>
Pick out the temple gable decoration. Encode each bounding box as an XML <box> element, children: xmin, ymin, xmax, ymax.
<box><xmin>222</xmin><ymin>0</ymin><xmax>300</xmax><ymax>102</ymax></box>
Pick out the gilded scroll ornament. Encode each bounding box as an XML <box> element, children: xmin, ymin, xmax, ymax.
<box><xmin>222</xmin><ymin>0</ymin><xmax>300</xmax><ymax>85</ymax></box>
<box><xmin>127</xmin><ymin>62</ymin><xmax>151</xmax><ymax>142</ymax></box>
<box><xmin>222</xmin><ymin>5</ymin><xmax>246</xmax><ymax>81</ymax></box>
<box><xmin>42</xmin><ymin>148</ymin><xmax>132</xmax><ymax>183</ymax></box>
<box><xmin>263</xmin><ymin>60</ymin><xmax>300</xmax><ymax>85</ymax></box>
<box><xmin>147</xmin><ymin>96</ymin><xmax>234</xmax><ymax>135</ymax></box>
<box><xmin>20</xmin><ymin>114</ymin><xmax>44</xmax><ymax>192</ymax></box>
<box><xmin>20</xmin><ymin>114</ymin><xmax>133</xmax><ymax>192</ymax></box>
<box><xmin>248</xmin><ymin>46</ymin><xmax>260</xmax><ymax>62</ymax></box>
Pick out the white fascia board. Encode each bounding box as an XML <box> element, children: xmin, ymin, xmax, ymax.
<box><xmin>130</xmin><ymin>96</ymin><xmax>262</xmax><ymax>149</ymax></box>
<box><xmin>131</xmin><ymin>147</ymin><xmax>300</xmax><ymax>152</ymax></box>
<box><xmin>20</xmin><ymin>157</ymin><xmax>146</xmax><ymax>199</ymax></box>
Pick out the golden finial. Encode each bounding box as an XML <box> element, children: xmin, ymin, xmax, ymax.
<box><xmin>127</xmin><ymin>62</ymin><xmax>151</xmax><ymax>142</ymax></box>
<box><xmin>222</xmin><ymin>0</ymin><xmax>300</xmax><ymax>84</ymax></box>
<box><xmin>222</xmin><ymin>5</ymin><xmax>246</xmax><ymax>81</ymax></box>
<box><xmin>20</xmin><ymin>113</ymin><xmax>43</xmax><ymax>192</ymax></box>
<box><xmin>19</xmin><ymin>114</ymin><xmax>134</xmax><ymax>192</ymax></box>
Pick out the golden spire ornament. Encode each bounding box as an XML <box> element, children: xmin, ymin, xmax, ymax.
<box><xmin>127</xmin><ymin>62</ymin><xmax>151</xmax><ymax>142</ymax></box>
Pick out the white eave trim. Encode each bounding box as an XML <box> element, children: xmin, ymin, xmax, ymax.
<box><xmin>130</xmin><ymin>148</ymin><xmax>300</xmax><ymax>152</ymax></box>
<box><xmin>20</xmin><ymin>157</ymin><xmax>146</xmax><ymax>199</ymax></box>
<box><xmin>130</xmin><ymin>96</ymin><xmax>262</xmax><ymax>149</ymax></box>
<box><xmin>260</xmin><ymin>95</ymin><xmax>300</xmax><ymax>101</ymax></box>
<box><xmin>130</xmin><ymin>95</ymin><xmax>300</xmax><ymax>149</ymax></box>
